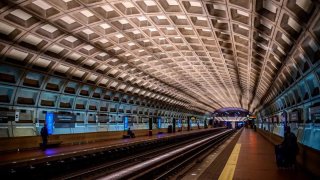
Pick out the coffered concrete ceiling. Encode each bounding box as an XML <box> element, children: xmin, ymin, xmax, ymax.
<box><xmin>0</xmin><ymin>0</ymin><xmax>317</xmax><ymax>114</ymax></box>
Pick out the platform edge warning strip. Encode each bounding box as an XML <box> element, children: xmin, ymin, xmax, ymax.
<box><xmin>218</xmin><ymin>143</ymin><xmax>241</xmax><ymax>180</ymax></box>
<box><xmin>197</xmin><ymin>129</ymin><xmax>242</xmax><ymax>180</ymax></box>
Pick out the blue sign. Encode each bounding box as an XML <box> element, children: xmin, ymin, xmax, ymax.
<box><xmin>157</xmin><ymin>117</ymin><xmax>162</xmax><ymax>128</ymax></box>
<box><xmin>45</xmin><ymin>112</ymin><xmax>54</xmax><ymax>135</ymax></box>
<box><xmin>124</xmin><ymin>116</ymin><xmax>129</xmax><ymax>130</ymax></box>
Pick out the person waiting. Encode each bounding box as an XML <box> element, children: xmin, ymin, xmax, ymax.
<box><xmin>127</xmin><ymin>128</ymin><xmax>135</xmax><ymax>138</ymax></box>
<box><xmin>278</xmin><ymin>126</ymin><xmax>299</xmax><ymax>167</ymax></box>
<box><xmin>40</xmin><ymin>123</ymin><xmax>49</xmax><ymax>150</ymax></box>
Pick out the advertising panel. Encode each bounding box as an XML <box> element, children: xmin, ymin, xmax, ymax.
<box><xmin>54</xmin><ymin>113</ymin><xmax>76</xmax><ymax>128</ymax></box>
<box><xmin>97</xmin><ymin>114</ymin><xmax>109</xmax><ymax>123</ymax></box>
<box><xmin>0</xmin><ymin>111</ymin><xmax>16</xmax><ymax>123</ymax></box>
<box><xmin>290</xmin><ymin>111</ymin><xmax>299</xmax><ymax>123</ymax></box>
<box><xmin>310</xmin><ymin>106</ymin><xmax>320</xmax><ymax>123</ymax></box>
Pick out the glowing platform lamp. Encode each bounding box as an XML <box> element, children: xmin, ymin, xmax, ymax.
<box><xmin>157</xmin><ymin>117</ymin><xmax>162</xmax><ymax>129</ymax></box>
<box><xmin>124</xmin><ymin>116</ymin><xmax>129</xmax><ymax>130</ymax></box>
<box><xmin>45</xmin><ymin>112</ymin><xmax>54</xmax><ymax>135</ymax></box>
<box><xmin>178</xmin><ymin>119</ymin><xmax>182</xmax><ymax>128</ymax></box>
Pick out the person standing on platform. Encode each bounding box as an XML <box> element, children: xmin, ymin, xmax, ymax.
<box><xmin>281</xmin><ymin>126</ymin><xmax>298</xmax><ymax>167</ymax></box>
<box><xmin>127</xmin><ymin>127</ymin><xmax>135</xmax><ymax>138</ymax></box>
<box><xmin>41</xmin><ymin>123</ymin><xmax>49</xmax><ymax>150</ymax></box>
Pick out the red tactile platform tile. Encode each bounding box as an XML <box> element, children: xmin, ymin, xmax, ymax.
<box><xmin>233</xmin><ymin>129</ymin><xmax>314</xmax><ymax>180</ymax></box>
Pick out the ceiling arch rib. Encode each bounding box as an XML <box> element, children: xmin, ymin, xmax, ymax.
<box><xmin>0</xmin><ymin>0</ymin><xmax>317</xmax><ymax>114</ymax></box>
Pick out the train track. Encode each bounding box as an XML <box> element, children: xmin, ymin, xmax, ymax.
<box><xmin>56</xmin><ymin>129</ymin><xmax>228</xmax><ymax>179</ymax></box>
<box><xmin>2</xmin><ymin>128</ymin><xmax>226</xmax><ymax>179</ymax></box>
<box><xmin>97</xmin><ymin>129</ymin><xmax>236</xmax><ymax>180</ymax></box>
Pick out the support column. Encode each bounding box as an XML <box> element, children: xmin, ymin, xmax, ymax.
<box><xmin>204</xmin><ymin>119</ymin><xmax>208</xmax><ymax>128</ymax></box>
<box><xmin>148</xmin><ymin>117</ymin><xmax>153</xmax><ymax>136</ymax></box>
<box><xmin>187</xmin><ymin>117</ymin><xmax>191</xmax><ymax>131</ymax></box>
<box><xmin>173</xmin><ymin>118</ymin><xmax>176</xmax><ymax>133</ymax></box>
<box><xmin>232</xmin><ymin>121</ymin><xmax>236</xmax><ymax>129</ymax></box>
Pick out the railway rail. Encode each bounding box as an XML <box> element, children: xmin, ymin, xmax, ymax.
<box><xmin>58</xmin><ymin>129</ymin><xmax>229</xmax><ymax>179</ymax></box>
<box><xmin>99</xmin><ymin>129</ymin><xmax>236</xmax><ymax>180</ymax></box>
<box><xmin>1</xmin><ymin>128</ymin><xmax>228</xmax><ymax>179</ymax></box>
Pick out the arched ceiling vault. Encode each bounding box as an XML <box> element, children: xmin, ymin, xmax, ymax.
<box><xmin>0</xmin><ymin>0</ymin><xmax>317</xmax><ymax>114</ymax></box>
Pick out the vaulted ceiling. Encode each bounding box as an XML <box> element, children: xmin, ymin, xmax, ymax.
<box><xmin>0</xmin><ymin>0</ymin><xmax>317</xmax><ymax>114</ymax></box>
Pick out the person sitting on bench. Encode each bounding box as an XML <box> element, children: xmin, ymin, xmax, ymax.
<box><xmin>127</xmin><ymin>128</ymin><xmax>135</xmax><ymax>138</ymax></box>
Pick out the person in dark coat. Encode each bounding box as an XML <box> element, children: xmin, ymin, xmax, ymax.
<box><xmin>127</xmin><ymin>128</ymin><xmax>135</xmax><ymax>138</ymax></box>
<box><xmin>41</xmin><ymin>123</ymin><xmax>49</xmax><ymax>150</ymax></box>
<box><xmin>281</xmin><ymin>126</ymin><xmax>298</xmax><ymax>166</ymax></box>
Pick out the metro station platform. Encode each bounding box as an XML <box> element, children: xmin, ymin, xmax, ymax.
<box><xmin>195</xmin><ymin>128</ymin><xmax>316</xmax><ymax>180</ymax></box>
<box><xmin>0</xmin><ymin>128</ymin><xmax>208</xmax><ymax>167</ymax></box>
<box><xmin>231</xmin><ymin>128</ymin><xmax>313</xmax><ymax>179</ymax></box>
<box><xmin>1</xmin><ymin>128</ymin><xmax>318</xmax><ymax>179</ymax></box>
